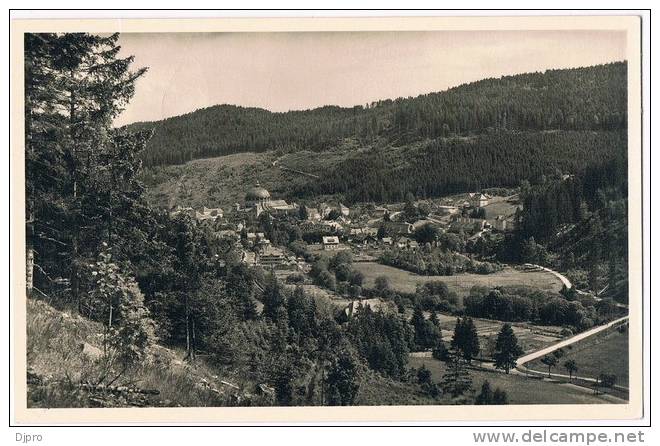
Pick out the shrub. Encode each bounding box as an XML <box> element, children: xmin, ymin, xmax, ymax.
<box><xmin>560</xmin><ymin>328</ymin><xmax>573</xmax><ymax>338</ymax></box>
<box><xmin>598</xmin><ymin>373</ymin><xmax>617</xmax><ymax>388</ymax></box>
<box><xmin>285</xmin><ymin>273</ymin><xmax>305</xmax><ymax>284</ymax></box>
<box><xmin>316</xmin><ymin>270</ymin><xmax>337</xmax><ymax>291</ymax></box>
<box><xmin>374</xmin><ymin>275</ymin><xmax>391</xmax><ymax>292</ymax></box>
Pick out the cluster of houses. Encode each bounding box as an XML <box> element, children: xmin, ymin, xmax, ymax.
<box><xmin>303</xmin><ymin>202</ymin><xmax>350</xmax><ymax>222</ymax></box>
<box><xmin>235</xmin><ymin>230</ymin><xmax>309</xmax><ymax>271</ymax></box>
<box><xmin>312</xmin><ymin>191</ymin><xmax>511</xmax><ymax>251</ymax></box>
<box><xmin>170</xmin><ymin>182</ymin><xmax>512</xmax><ymax>270</ymax></box>
<box><xmin>318</xmin><ymin>230</ymin><xmax>422</xmax><ymax>252</ymax></box>
<box><xmin>447</xmin><ymin>215</ymin><xmax>507</xmax><ymax>233</ymax></box>
<box><xmin>467</xmin><ymin>193</ymin><xmax>489</xmax><ymax>208</ymax></box>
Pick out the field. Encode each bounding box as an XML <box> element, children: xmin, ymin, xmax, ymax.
<box><xmin>409</xmin><ymin>357</ymin><xmax>615</xmax><ymax>405</ymax></box>
<box><xmin>482</xmin><ymin>195</ymin><xmax>521</xmax><ymax>219</ymax></box>
<box><xmin>526</xmin><ymin>326</ymin><xmax>630</xmax><ymax>387</ymax></box>
<box><xmin>353</xmin><ymin>262</ymin><xmax>564</xmax><ymax>298</ymax></box>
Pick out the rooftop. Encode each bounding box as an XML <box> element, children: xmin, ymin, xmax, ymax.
<box><xmin>246</xmin><ymin>181</ymin><xmax>271</xmax><ymax>200</ymax></box>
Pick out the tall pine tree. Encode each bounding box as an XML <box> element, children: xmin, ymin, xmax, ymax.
<box><xmin>493</xmin><ymin>323</ymin><xmax>524</xmax><ymax>374</ymax></box>
<box><xmin>25</xmin><ymin>32</ymin><xmax>148</xmax><ymax>307</ymax></box>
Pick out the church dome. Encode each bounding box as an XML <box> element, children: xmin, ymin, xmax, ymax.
<box><xmin>246</xmin><ymin>182</ymin><xmax>271</xmax><ymax>200</ymax></box>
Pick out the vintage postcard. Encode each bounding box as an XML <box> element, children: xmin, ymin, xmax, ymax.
<box><xmin>10</xmin><ymin>14</ymin><xmax>644</xmax><ymax>424</ymax></box>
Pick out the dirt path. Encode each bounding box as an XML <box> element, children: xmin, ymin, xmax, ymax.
<box><xmin>529</xmin><ymin>264</ymin><xmax>572</xmax><ymax>289</ymax></box>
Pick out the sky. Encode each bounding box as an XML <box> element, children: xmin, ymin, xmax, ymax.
<box><xmin>114</xmin><ymin>30</ymin><xmax>626</xmax><ymax>127</ymax></box>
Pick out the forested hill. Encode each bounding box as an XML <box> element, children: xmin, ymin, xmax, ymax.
<box><xmin>127</xmin><ymin>62</ymin><xmax>627</xmax><ymax>167</ymax></box>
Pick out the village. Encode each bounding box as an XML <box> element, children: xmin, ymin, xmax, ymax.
<box><xmin>169</xmin><ymin>181</ymin><xmax>516</xmax><ymax>277</ymax></box>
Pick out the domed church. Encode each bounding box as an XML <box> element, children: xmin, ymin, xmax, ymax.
<box><xmin>245</xmin><ymin>182</ymin><xmax>271</xmax><ymax>208</ymax></box>
<box><xmin>243</xmin><ymin>181</ymin><xmax>298</xmax><ymax>217</ymax></box>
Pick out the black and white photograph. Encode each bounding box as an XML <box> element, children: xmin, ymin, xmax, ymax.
<box><xmin>10</xmin><ymin>12</ymin><xmax>646</xmax><ymax>426</ymax></box>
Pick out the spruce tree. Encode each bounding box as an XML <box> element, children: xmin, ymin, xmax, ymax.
<box><xmin>416</xmin><ymin>365</ymin><xmax>432</xmax><ymax>385</ymax></box>
<box><xmin>429</xmin><ymin>310</ymin><xmax>440</xmax><ymax>327</ymax></box>
<box><xmin>493</xmin><ymin>323</ymin><xmax>524</xmax><ymax>373</ymax></box>
<box><xmin>411</xmin><ymin>305</ymin><xmax>426</xmax><ymax>349</ymax></box>
<box><xmin>25</xmin><ymin>33</ymin><xmax>149</xmax><ymax>308</ymax></box>
<box><xmin>325</xmin><ymin>349</ymin><xmax>360</xmax><ymax>406</ymax></box>
<box><xmin>89</xmin><ymin>246</ymin><xmax>156</xmax><ymax>381</ymax></box>
<box><xmin>451</xmin><ymin>317</ymin><xmax>480</xmax><ymax>363</ymax></box>
<box><xmin>440</xmin><ymin>349</ymin><xmax>473</xmax><ymax>398</ymax></box>
<box><xmin>262</xmin><ymin>273</ymin><xmax>285</xmax><ymax>321</ymax></box>
<box><xmin>271</xmin><ymin>360</ymin><xmax>294</xmax><ymax>406</ymax></box>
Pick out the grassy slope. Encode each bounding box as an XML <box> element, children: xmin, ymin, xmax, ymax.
<box><xmin>408</xmin><ymin>357</ymin><xmax>613</xmax><ymax>405</ymax></box>
<box><xmin>481</xmin><ymin>196</ymin><xmax>521</xmax><ymax>219</ymax></box>
<box><xmin>26</xmin><ymin>298</ymin><xmax>257</xmax><ymax>408</ymax></box>
<box><xmin>355</xmin><ymin>370</ymin><xmax>443</xmax><ymax>406</ymax></box>
<box><xmin>140</xmin><ymin>151</ymin><xmax>279</xmax><ymax>209</ymax></box>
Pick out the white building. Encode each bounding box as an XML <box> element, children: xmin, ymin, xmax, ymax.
<box><xmin>469</xmin><ymin>193</ymin><xmax>489</xmax><ymax>208</ymax></box>
<box><xmin>322</xmin><ymin>236</ymin><xmax>340</xmax><ymax>250</ymax></box>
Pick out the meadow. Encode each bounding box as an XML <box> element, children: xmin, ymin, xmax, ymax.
<box><xmin>353</xmin><ymin>262</ymin><xmax>564</xmax><ymax>298</ymax></box>
<box><xmin>482</xmin><ymin>195</ymin><xmax>521</xmax><ymax>219</ymax></box>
